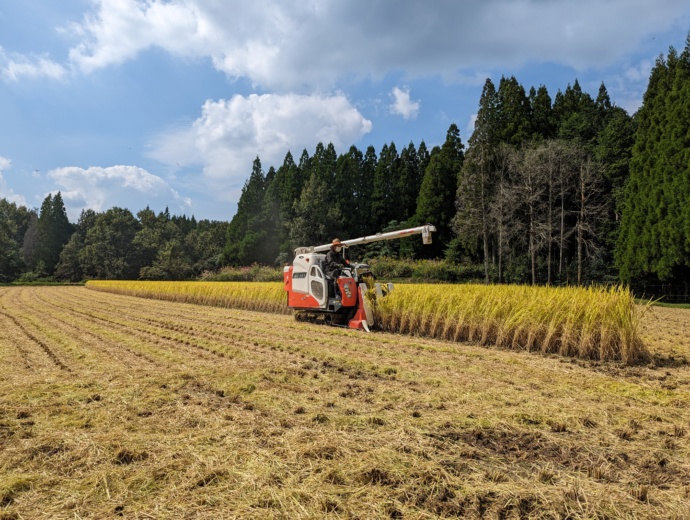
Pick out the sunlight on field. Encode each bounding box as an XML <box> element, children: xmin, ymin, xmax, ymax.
<box><xmin>88</xmin><ymin>280</ymin><xmax>648</xmax><ymax>363</ymax></box>
<box><xmin>0</xmin><ymin>287</ymin><xmax>688</xmax><ymax>518</ymax></box>
<box><xmin>87</xmin><ymin>280</ymin><xmax>288</xmax><ymax>314</ymax></box>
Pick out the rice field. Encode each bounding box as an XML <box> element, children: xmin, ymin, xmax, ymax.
<box><xmin>0</xmin><ymin>286</ymin><xmax>688</xmax><ymax>519</ymax></box>
<box><xmin>375</xmin><ymin>283</ymin><xmax>648</xmax><ymax>363</ymax></box>
<box><xmin>87</xmin><ymin>280</ymin><xmax>648</xmax><ymax>363</ymax></box>
<box><xmin>87</xmin><ymin>280</ymin><xmax>288</xmax><ymax>314</ymax></box>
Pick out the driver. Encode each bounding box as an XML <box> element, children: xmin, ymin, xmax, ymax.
<box><xmin>325</xmin><ymin>238</ymin><xmax>349</xmax><ymax>279</ymax></box>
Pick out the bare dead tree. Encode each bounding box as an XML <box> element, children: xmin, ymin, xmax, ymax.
<box><xmin>487</xmin><ymin>144</ymin><xmax>514</xmax><ymax>283</ymax></box>
<box><xmin>507</xmin><ymin>145</ymin><xmax>550</xmax><ymax>285</ymax></box>
<box><xmin>575</xmin><ymin>152</ymin><xmax>609</xmax><ymax>285</ymax></box>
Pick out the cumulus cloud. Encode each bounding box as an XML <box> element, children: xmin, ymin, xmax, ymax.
<box><xmin>0</xmin><ymin>47</ymin><xmax>67</xmax><ymax>82</ymax></box>
<box><xmin>390</xmin><ymin>86</ymin><xmax>420</xmax><ymax>120</ymax></box>
<box><xmin>62</xmin><ymin>0</ymin><xmax>690</xmax><ymax>88</ymax></box>
<box><xmin>147</xmin><ymin>92</ymin><xmax>372</xmax><ymax>200</ymax></box>
<box><xmin>47</xmin><ymin>165</ymin><xmax>191</xmax><ymax>220</ymax></box>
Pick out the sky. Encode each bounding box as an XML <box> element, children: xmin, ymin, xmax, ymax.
<box><xmin>1</xmin><ymin>1</ymin><xmax>689</xmax><ymax>223</ymax></box>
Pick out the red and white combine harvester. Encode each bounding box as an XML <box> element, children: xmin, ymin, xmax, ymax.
<box><xmin>283</xmin><ymin>225</ymin><xmax>436</xmax><ymax>331</ymax></box>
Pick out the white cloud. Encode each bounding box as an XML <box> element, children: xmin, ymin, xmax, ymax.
<box><xmin>47</xmin><ymin>165</ymin><xmax>191</xmax><ymax>220</ymax></box>
<box><xmin>61</xmin><ymin>0</ymin><xmax>690</xmax><ymax>89</ymax></box>
<box><xmin>147</xmin><ymin>92</ymin><xmax>372</xmax><ymax>201</ymax></box>
<box><xmin>0</xmin><ymin>47</ymin><xmax>67</xmax><ymax>82</ymax></box>
<box><xmin>624</xmin><ymin>59</ymin><xmax>655</xmax><ymax>83</ymax></box>
<box><xmin>0</xmin><ymin>156</ymin><xmax>27</xmax><ymax>206</ymax></box>
<box><xmin>466</xmin><ymin>114</ymin><xmax>478</xmax><ymax>137</ymax></box>
<box><xmin>390</xmin><ymin>86</ymin><xmax>420</xmax><ymax>120</ymax></box>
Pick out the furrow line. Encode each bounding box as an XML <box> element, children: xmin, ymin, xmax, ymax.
<box><xmin>65</xmin><ymin>290</ymin><xmax>445</xmax><ymax>381</ymax></box>
<box><xmin>59</xmin><ymin>287</ymin><xmax>471</xmax><ymax>382</ymax></box>
<box><xmin>25</xmin><ymin>290</ymin><xmax>188</xmax><ymax>367</ymax></box>
<box><xmin>0</xmin><ymin>312</ymin><xmax>32</xmax><ymax>371</ymax></box>
<box><xmin>43</xmin><ymin>300</ymin><xmax>228</xmax><ymax>366</ymax></box>
<box><xmin>17</xmin><ymin>292</ymin><xmax>158</xmax><ymax>371</ymax></box>
<box><xmin>0</xmin><ymin>309</ymin><xmax>71</xmax><ymax>372</ymax></box>
<box><xmin>50</xmin><ymin>289</ymin><xmax>290</xmax><ymax>363</ymax></box>
<box><xmin>64</xmin><ymin>291</ymin><xmax>405</xmax><ymax>386</ymax></box>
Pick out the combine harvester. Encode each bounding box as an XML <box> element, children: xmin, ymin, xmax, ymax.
<box><xmin>283</xmin><ymin>225</ymin><xmax>436</xmax><ymax>331</ymax></box>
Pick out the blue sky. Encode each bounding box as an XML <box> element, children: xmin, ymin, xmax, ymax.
<box><xmin>1</xmin><ymin>0</ymin><xmax>689</xmax><ymax>222</ymax></box>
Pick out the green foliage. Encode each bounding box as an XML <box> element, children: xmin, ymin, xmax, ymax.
<box><xmin>0</xmin><ymin>199</ymin><xmax>24</xmax><ymax>281</ymax></box>
<box><xmin>616</xmin><ymin>39</ymin><xmax>690</xmax><ymax>283</ymax></box>
<box><xmin>80</xmin><ymin>207</ymin><xmax>142</xmax><ymax>279</ymax></box>
<box><xmin>367</xmin><ymin>257</ymin><xmax>485</xmax><ymax>283</ymax></box>
<box><xmin>201</xmin><ymin>264</ymin><xmax>283</xmax><ymax>282</ymax></box>
<box><xmin>415</xmin><ymin>124</ymin><xmax>464</xmax><ymax>257</ymax></box>
<box><xmin>224</xmin><ymin>157</ymin><xmax>269</xmax><ymax>265</ymax></box>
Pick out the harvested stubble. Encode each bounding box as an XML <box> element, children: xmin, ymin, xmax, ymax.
<box><xmin>87</xmin><ymin>280</ymin><xmax>288</xmax><ymax>314</ymax></box>
<box><xmin>375</xmin><ymin>283</ymin><xmax>649</xmax><ymax>363</ymax></box>
<box><xmin>1</xmin><ymin>286</ymin><xmax>689</xmax><ymax>519</ymax></box>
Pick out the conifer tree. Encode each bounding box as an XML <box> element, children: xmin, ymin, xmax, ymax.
<box><xmin>529</xmin><ymin>85</ymin><xmax>556</xmax><ymax>140</ymax></box>
<box><xmin>361</xmin><ymin>145</ymin><xmax>378</xmax><ymax>234</ymax></box>
<box><xmin>397</xmin><ymin>142</ymin><xmax>423</xmax><ymax>223</ymax></box>
<box><xmin>334</xmin><ymin>145</ymin><xmax>367</xmax><ymax>238</ymax></box>
<box><xmin>617</xmin><ymin>38</ymin><xmax>690</xmax><ymax>283</ymax></box>
<box><xmin>455</xmin><ymin>79</ymin><xmax>500</xmax><ymax>280</ymax></box>
<box><xmin>224</xmin><ymin>157</ymin><xmax>267</xmax><ymax>265</ymax></box>
<box><xmin>371</xmin><ymin>142</ymin><xmax>400</xmax><ymax>229</ymax></box>
<box><xmin>496</xmin><ymin>76</ymin><xmax>532</xmax><ymax>147</ymax></box>
<box><xmin>416</xmin><ymin>124</ymin><xmax>464</xmax><ymax>257</ymax></box>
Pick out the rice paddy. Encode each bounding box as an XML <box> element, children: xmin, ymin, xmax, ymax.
<box><xmin>87</xmin><ymin>280</ymin><xmax>649</xmax><ymax>363</ymax></box>
<box><xmin>0</xmin><ymin>286</ymin><xmax>688</xmax><ymax>519</ymax></box>
<box><xmin>375</xmin><ymin>283</ymin><xmax>648</xmax><ymax>363</ymax></box>
<box><xmin>87</xmin><ymin>280</ymin><xmax>288</xmax><ymax>314</ymax></box>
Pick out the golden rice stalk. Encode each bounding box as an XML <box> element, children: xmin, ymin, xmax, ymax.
<box><xmin>86</xmin><ymin>280</ymin><xmax>289</xmax><ymax>315</ymax></box>
<box><xmin>375</xmin><ymin>283</ymin><xmax>648</xmax><ymax>363</ymax></box>
<box><xmin>87</xmin><ymin>280</ymin><xmax>648</xmax><ymax>363</ymax></box>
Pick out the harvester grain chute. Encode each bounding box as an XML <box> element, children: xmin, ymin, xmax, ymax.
<box><xmin>283</xmin><ymin>225</ymin><xmax>436</xmax><ymax>331</ymax></box>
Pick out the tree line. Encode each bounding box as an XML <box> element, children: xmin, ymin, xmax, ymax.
<box><xmin>1</xmin><ymin>37</ymin><xmax>688</xmax><ymax>287</ymax></box>
<box><xmin>220</xmin><ymin>81</ymin><xmax>628</xmax><ymax>285</ymax></box>
<box><xmin>0</xmin><ymin>196</ymin><xmax>228</xmax><ymax>282</ymax></box>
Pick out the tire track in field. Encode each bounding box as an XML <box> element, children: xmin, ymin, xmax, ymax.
<box><xmin>77</xmin><ymin>286</ymin><xmax>452</xmax><ymax>377</ymax></box>
<box><xmin>69</xmin><ymin>288</ymin><xmax>403</xmax><ymax>400</ymax></box>
<box><xmin>18</xmin><ymin>290</ymin><xmax>159</xmax><ymax>372</ymax></box>
<box><xmin>0</xmin><ymin>311</ymin><xmax>32</xmax><ymax>370</ymax></box>
<box><xmin>74</xmin><ymin>286</ymin><xmax>470</xmax><ymax>398</ymax></box>
<box><xmin>36</xmin><ymin>291</ymin><xmax>226</xmax><ymax>367</ymax></box>
<box><xmin>0</xmin><ymin>309</ymin><xmax>71</xmax><ymax>372</ymax></box>
<box><xmin>70</xmin><ymin>289</ymin><xmax>327</xmax><ymax>360</ymax></box>
<box><xmin>74</xmin><ymin>289</ymin><xmax>428</xmax><ymax>398</ymax></box>
<box><xmin>83</xmin><ymin>287</ymin><xmax>435</xmax><ymax>359</ymax></box>
<box><xmin>17</xmin><ymin>289</ymin><xmax>481</xmax><ymax>426</ymax></box>
<box><xmin>53</xmin><ymin>288</ymin><xmax>290</xmax><ymax>364</ymax></box>
<box><xmin>17</xmin><ymin>288</ymin><xmax>170</xmax><ymax>368</ymax></box>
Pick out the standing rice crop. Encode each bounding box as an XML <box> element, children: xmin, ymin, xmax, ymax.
<box><xmin>374</xmin><ymin>283</ymin><xmax>648</xmax><ymax>363</ymax></box>
<box><xmin>87</xmin><ymin>280</ymin><xmax>648</xmax><ymax>363</ymax></box>
<box><xmin>86</xmin><ymin>280</ymin><xmax>288</xmax><ymax>314</ymax></box>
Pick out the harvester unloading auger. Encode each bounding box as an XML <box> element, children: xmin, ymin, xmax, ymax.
<box><xmin>283</xmin><ymin>225</ymin><xmax>436</xmax><ymax>331</ymax></box>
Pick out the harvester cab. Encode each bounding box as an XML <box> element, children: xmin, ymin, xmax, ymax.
<box><xmin>283</xmin><ymin>225</ymin><xmax>436</xmax><ymax>331</ymax></box>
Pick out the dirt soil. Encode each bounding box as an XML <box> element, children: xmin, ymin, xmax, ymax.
<box><xmin>0</xmin><ymin>286</ymin><xmax>688</xmax><ymax>519</ymax></box>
